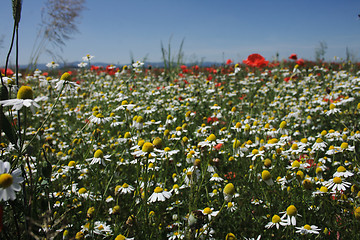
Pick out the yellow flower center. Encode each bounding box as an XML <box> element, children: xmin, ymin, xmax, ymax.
<box><xmin>268</xmin><ymin>138</ymin><xmax>278</xmax><ymax>144</ymax></box>
<box><xmin>286</xmin><ymin>205</ymin><xmax>297</xmax><ymax>216</ymax></box>
<box><xmin>252</xmin><ymin>149</ymin><xmax>259</xmax><ymax>155</ymax></box>
<box><xmin>272</xmin><ymin>214</ymin><xmax>281</xmax><ymax>223</ymax></box>
<box><xmin>94</xmin><ymin>149</ymin><xmax>104</xmax><ymax>158</ymax></box>
<box><xmin>95</xmin><ymin>113</ymin><xmax>104</xmax><ymax>118</ymax></box>
<box><xmin>154</xmin><ymin>187</ymin><xmax>163</xmax><ymax>193</ymax></box>
<box><xmin>136</xmin><ymin>116</ymin><xmax>144</xmax><ymax>123</ymax></box>
<box><xmin>227</xmin><ymin>202</ymin><xmax>233</xmax><ymax>208</ymax></box>
<box><xmin>223</xmin><ymin>183</ymin><xmax>235</xmax><ymax>195</ymax></box>
<box><xmin>60</xmin><ymin>72</ymin><xmax>71</xmax><ymax>81</ymax></box>
<box><xmin>68</xmin><ymin>161</ymin><xmax>76</xmax><ymax>167</ymax></box>
<box><xmin>0</xmin><ymin>173</ymin><xmax>13</xmax><ymax>188</ymax></box>
<box><xmin>262</xmin><ymin>170</ymin><xmax>271</xmax><ymax>181</ymax></box>
<box><xmin>291</xmin><ymin>160</ymin><xmax>300</xmax><ymax>168</ymax></box>
<box><xmin>226</xmin><ymin>233</ymin><xmax>236</xmax><ymax>240</ymax></box>
<box><xmin>316</xmin><ymin>138</ymin><xmax>323</xmax><ymax>143</ymax></box>
<box><xmin>137</xmin><ymin>139</ymin><xmax>145</xmax><ymax>147</ymax></box>
<box><xmin>122</xmin><ymin>183</ymin><xmax>129</xmax><ymax>188</ymax></box>
<box><xmin>153</xmin><ymin>137</ymin><xmax>163</xmax><ymax>147</ymax></box>
<box><xmin>337</xmin><ymin>166</ymin><xmax>346</xmax><ymax>172</ymax></box>
<box><xmin>115</xmin><ymin>234</ymin><xmax>126</xmax><ymax>240</ymax></box>
<box><xmin>291</xmin><ymin>143</ymin><xmax>298</xmax><ymax>150</ymax></box>
<box><xmin>112</xmin><ymin>205</ymin><xmax>120</xmax><ymax>214</ymax></box>
<box><xmin>235</xmin><ymin>122</ymin><xmax>241</xmax><ymax>128</ymax></box>
<box><xmin>233</xmin><ymin>139</ymin><xmax>241</xmax><ymax>149</ymax></box>
<box><xmin>264</xmin><ymin>158</ymin><xmax>272</xmax><ymax>167</ymax></box>
<box><xmin>319</xmin><ymin>186</ymin><xmax>328</xmax><ymax>192</ymax></box>
<box><xmin>207</xmin><ymin>134</ymin><xmax>216</xmax><ymax>142</ymax></box>
<box><xmin>296</xmin><ymin>170</ymin><xmax>304</xmax><ymax>179</ymax></box>
<box><xmin>17</xmin><ymin>86</ymin><xmax>33</xmax><ymax>99</ymax></box>
<box><xmin>142</xmin><ymin>142</ymin><xmax>154</xmax><ymax>153</ymax></box>
<box><xmin>78</xmin><ymin>187</ymin><xmax>87</xmax><ymax>194</ymax></box>
<box><xmin>340</xmin><ymin>142</ymin><xmax>348</xmax><ymax>149</ymax></box>
<box><xmin>164</xmin><ymin>147</ymin><xmax>171</xmax><ymax>152</ymax></box>
<box><xmin>75</xmin><ymin>231</ymin><xmax>84</xmax><ymax>240</ymax></box>
<box><xmin>304</xmin><ymin>224</ymin><xmax>311</xmax><ymax>230</ymax></box>
<box><xmin>213</xmin><ymin>173</ymin><xmax>219</xmax><ymax>178</ymax></box>
<box><xmin>279</xmin><ymin>121</ymin><xmax>287</xmax><ymax>129</ymax></box>
<box><xmin>203</xmin><ymin>207</ymin><xmax>212</xmax><ymax>214</ymax></box>
<box><xmin>329</xmin><ymin>104</ymin><xmax>336</xmax><ymax>110</ymax></box>
<box><xmin>333</xmin><ymin>177</ymin><xmax>342</xmax><ymax>184</ymax></box>
<box><xmin>98</xmin><ymin>225</ymin><xmax>104</xmax><ymax>230</ymax></box>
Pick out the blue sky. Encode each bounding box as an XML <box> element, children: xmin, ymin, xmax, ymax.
<box><xmin>1</xmin><ymin>0</ymin><xmax>360</xmax><ymax>66</ymax></box>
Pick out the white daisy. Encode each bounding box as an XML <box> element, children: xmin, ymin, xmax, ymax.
<box><xmin>311</xmin><ymin>138</ymin><xmax>327</xmax><ymax>152</ymax></box>
<box><xmin>280</xmin><ymin>205</ymin><xmax>301</xmax><ymax>226</ymax></box>
<box><xmin>295</xmin><ymin>224</ymin><xmax>321</xmax><ymax>235</ymax></box>
<box><xmin>324</xmin><ymin>177</ymin><xmax>351</xmax><ymax>192</ymax></box>
<box><xmin>0</xmin><ymin>95</ymin><xmax>47</xmax><ymax>112</ymax></box>
<box><xmin>86</xmin><ymin>149</ymin><xmax>111</xmax><ymax>166</ymax></box>
<box><xmin>0</xmin><ymin>160</ymin><xmax>24</xmax><ymax>201</ymax></box>
<box><xmin>265</xmin><ymin>214</ymin><xmax>287</xmax><ymax>229</ymax></box>
<box><xmin>209</xmin><ymin>173</ymin><xmax>224</xmax><ymax>182</ymax></box>
<box><xmin>82</xmin><ymin>54</ymin><xmax>94</xmax><ymax>61</ymax></box>
<box><xmin>333</xmin><ymin>166</ymin><xmax>354</xmax><ymax>178</ymax></box>
<box><xmin>148</xmin><ymin>187</ymin><xmax>171</xmax><ymax>203</ymax></box>
<box><xmin>202</xmin><ymin>207</ymin><xmax>219</xmax><ymax>221</ymax></box>
<box><xmin>115</xmin><ymin>183</ymin><xmax>135</xmax><ymax>195</ymax></box>
<box><xmin>93</xmin><ymin>221</ymin><xmax>112</xmax><ymax>236</ymax></box>
<box><xmin>226</xmin><ymin>201</ymin><xmax>237</xmax><ymax>212</ymax></box>
<box><xmin>46</xmin><ymin>61</ymin><xmax>59</xmax><ymax>68</ymax></box>
<box><xmin>89</xmin><ymin>113</ymin><xmax>111</xmax><ymax>125</ymax></box>
<box><xmin>78</xmin><ymin>62</ymin><xmax>88</xmax><ymax>68</ymax></box>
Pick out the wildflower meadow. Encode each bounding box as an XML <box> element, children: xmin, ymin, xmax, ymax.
<box><xmin>1</xmin><ymin>51</ymin><xmax>360</xmax><ymax>240</ymax></box>
<box><xmin>2</xmin><ymin>1</ymin><xmax>360</xmax><ymax>240</ymax></box>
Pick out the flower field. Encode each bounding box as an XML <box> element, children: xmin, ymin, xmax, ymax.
<box><xmin>1</xmin><ymin>54</ymin><xmax>360</xmax><ymax>239</ymax></box>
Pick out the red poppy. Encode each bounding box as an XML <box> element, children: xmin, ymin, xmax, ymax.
<box><xmin>226</xmin><ymin>59</ymin><xmax>233</xmax><ymax>65</ymax></box>
<box><xmin>289</xmin><ymin>54</ymin><xmax>297</xmax><ymax>60</ymax></box>
<box><xmin>90</xmin><ymin>65</ymin><xmax>99</xmax><ymax>71</ymax></box>
<box><xmin>296</xmin><ymin>58</ymin><xmax>305</xmax><ymax>66</ymax></box>
<box><xmin>207</xmin><ymin>117</ymin><xmax>218</xmax><ymax>124</ymax></box>
<box><xmin>213</xmin><ymin>143</ymin><xmax>223</xmax><ymax>151</ymax></box>
<box><xmin>225</xmin><ymin>171</ymin><xmax>236</xmax><ymax>180</ymax></box>
<box><xmin>0</xmin><ymin>68</ymin><xmax>14</xmax><ymax>76</ymax></box>
<box><xmin>243</xmin><ymin>54</ymin><xmax>269</xmax><ymax>68</ymax></box>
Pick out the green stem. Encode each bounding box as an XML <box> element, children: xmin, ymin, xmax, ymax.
<box><xmin>195</xmin><ymin>201</ymin><xmax>226</xmax><ymax>240</ymax></box>
<box><xmin>22</xmin><ymin>82</ymin><xmax>66</xmax><ymax>154</ymax></box>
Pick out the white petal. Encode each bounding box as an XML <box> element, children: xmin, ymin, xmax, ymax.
<box><xmin>6</xmin><ymin>187</ymin><xmax>15</xmax><ymax>200</ymax></box>
<box><xmin>0</xmin><ymin>190</ymin><xmax>6</xmax><ymax>201</ymax></box>
<box><xmin>11</xmin><ymin>183</ymin><xmax>22</xmax><ymax>192</ymax></box>
<box><xmin>158</xmin><ymin>193</ymin><xmax>165</xmax><ymax>201</ymax></box>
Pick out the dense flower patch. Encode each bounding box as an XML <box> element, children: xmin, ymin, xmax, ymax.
<box><xmin>1</xmin><ymin>55</ymin><xmax>360</xmax><ymax>239</ymax></box>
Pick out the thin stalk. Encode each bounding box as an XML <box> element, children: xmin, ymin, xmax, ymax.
<box><xmin>22</xmin><ymin>83</ymin><xmax>66</xmax><ymax>155</ymax></box>
<box><xmin>5</xmin><ymin>24</ymin><xmax>16</xmax><ymax>78</ymax></box>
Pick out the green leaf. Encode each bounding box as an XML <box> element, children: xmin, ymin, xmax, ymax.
<box><xmin>0</xmin><ymin>110</ymin><xmax>17</xmax><ymax>144</ymax></box>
